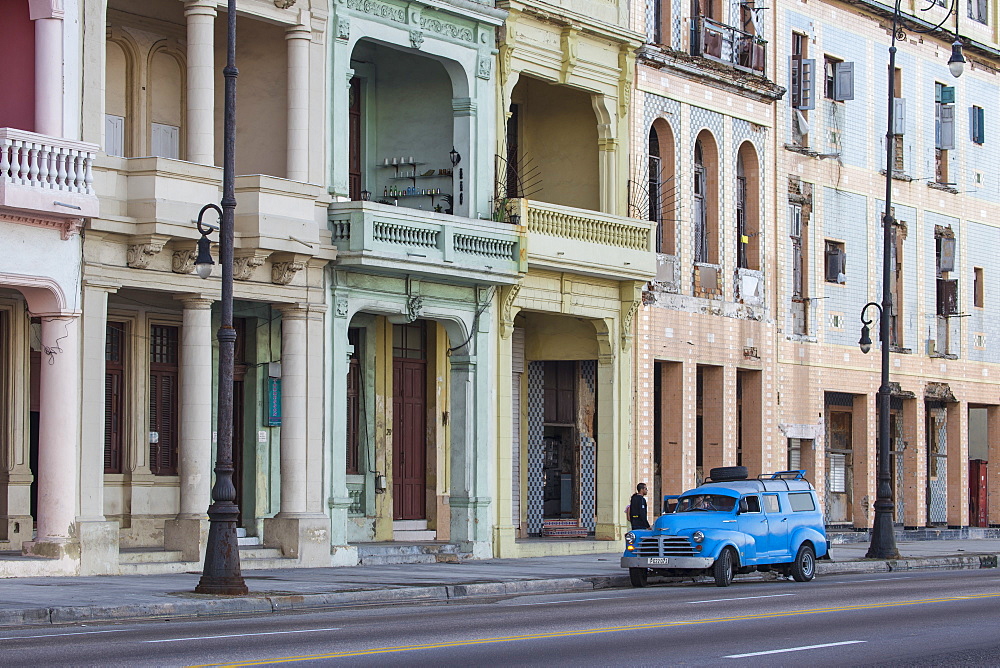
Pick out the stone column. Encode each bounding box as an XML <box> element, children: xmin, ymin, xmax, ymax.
<box><xmin>594</xmin><ymin>349</ymin><xmax>620</xmax><ymax>541</ymax></box>
<box><xmin>24</xmin><ymin>314</ymin><xmax>81</xmax><ymax>558</ymax></box>
<box><xmin>901</xmin><ymin>397</ymin><xmax>924</xmax><ymax>529</ymax></box>
<box><xmin>264</xmin><ymin>304</ymin><xmax>331</xmax><ymax>565</ymax></box>
<box><xmin>451</xmin><ymin>98</ymin><xmax>476</xmax><ymax>218</ymax></box>
<box><xmin>448</xmin><ymin>351</ymin><xmax>492</xmax><ymax>558</ymax></box>
<box><xmin>286</xmin><ymin>18</ymin><xmax>311</xmax><ymax>182</ymax></box>
<box><xmin>163</xmin><ymin>297</ymin><xmax>213</xmax><ymax>561</ymax></box>
<box><xmin>852</xmin><ymin>393</ymin><xmax>874</xmax><ymax>530</ymax></box>
<box><xmin>77</xmin><ymin>283</ymin><xmax>121</xmax><ymax>575</ymax></box>
<box><xmin>32</xmin><ymin>11</ymin><xmax>63</xmax><ymax>137</ymax></box>
<box><xmin>185</xmin><ymin>0</ymin><xmax>216</xmax><ymax>165</ymax></box>
<box><xmin>700</xmin><ymin>365</ymin><xmax>725</xmax><ymax>473</ymax></box>
<box><xmin>492</xmin><ymin>321</ymin><xmax>516</xmax><ymax>558</ymax></box>
<box><xmin>946</xmin><ymin>400</ymin><xmax>968</xmax><ymax>527</ymax></box>
<box><xmin>324</xmin><ymin>292</ymin><xmax>356</xmax><ymax>564</ymax></box>
<box><xmin>987</xmin><ymin>406</ymin><xmax>1000</xmax><ymax>526</ymax></box>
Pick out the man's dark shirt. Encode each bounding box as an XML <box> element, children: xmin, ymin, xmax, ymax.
<box><xmin>629</xmin><ymin>492</ymin><xmax>650</xmax><ymax>529</ymax></box>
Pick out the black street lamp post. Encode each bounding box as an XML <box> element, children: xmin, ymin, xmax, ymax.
<box><xmin>194</xmin><ymin>0</ymin><xmax>248</xmax><ymax>595</ymax></box>
<box><xmin>859</xmin><ymin>0</ymin><xmax>963</xmax><ymax>560</ymax></box>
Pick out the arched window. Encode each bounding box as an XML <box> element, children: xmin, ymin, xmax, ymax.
<box><xmin>693</xmin><ymin>131</ymin><xmax>719</xmax><ymax>265</ymax></box>
<box><xmin>649</xmin><ymin>120</ymin><xmax>676</xmax><ymax>255</ymax></box>
<box><xmin>736</xmin><ymin>142</ymin><xmax>760</xmax><ymax>270</ymax></box>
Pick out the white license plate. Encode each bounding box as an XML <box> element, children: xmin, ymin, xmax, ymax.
<box><xmin>647</xmin><ymin>557</ymin><xmax>669</xmax><ymax>565</ymax></box>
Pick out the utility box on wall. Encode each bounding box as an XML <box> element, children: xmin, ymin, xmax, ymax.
<box><xmin>969</xmin><ymin>459</ymin><xmax>988</xmax><ymax>527</ymax></box>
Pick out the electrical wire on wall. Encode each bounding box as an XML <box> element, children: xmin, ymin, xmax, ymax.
<box><xmin>447</xmin><ymin>285</ymin><xmax>496</xmax><ymax>356</ymax></box>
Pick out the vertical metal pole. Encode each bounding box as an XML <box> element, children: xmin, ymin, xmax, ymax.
<box><xmin>196</xmin><ymin>0</ymin><xmax>248</xmax><ymax>594</ymax></box>
<box><xmin>867</xmin><ymin>1</ymin><xmax>901</xmax><ymax>560</ymax></box>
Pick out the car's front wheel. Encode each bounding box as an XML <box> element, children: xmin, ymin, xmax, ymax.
<box><xmin>713</xmin><ymin>547</ymin><xmax>736</xmax><ymax>587</ymax></box>
<box><xmin>629</xmin><ymin>567</ymin><xmax>648</xmax><ymax>587</ymax></box>
<box><xmin>790</xmin><ymin>544</ymin><xmax>816</xmax><ymax>582</ymax></box>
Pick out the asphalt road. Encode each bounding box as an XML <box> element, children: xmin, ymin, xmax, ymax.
<box><xmin>2</xmin><ymin>568</ymin><xmax>999</xmax><ymax>667</ymax></box>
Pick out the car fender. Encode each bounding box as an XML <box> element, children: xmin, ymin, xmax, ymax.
<box><xmin>789</xmin><ymin>527</ymin><xmax>829</xmax><ymax>558</ymax></box>
<box><xmin>704</xmin><ymin>531</ymin><xmax>754</xmax><ymax>564</ymax></box>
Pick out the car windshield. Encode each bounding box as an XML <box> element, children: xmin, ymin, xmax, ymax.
<box><xmin>675</xmin><ymin>494</ymin><xmax>736</xmax><ymax>513</ymax></box>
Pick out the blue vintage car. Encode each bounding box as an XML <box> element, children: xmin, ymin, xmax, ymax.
<box><xmin>621</xmin><ymin>468</ymin><xmax>830</xmax><ymax>587</ymax></box>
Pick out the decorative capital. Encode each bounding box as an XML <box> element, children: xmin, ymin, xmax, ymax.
<box><xmin>234</xmin><ymin>251</ymin><xmax>270</xmax><ymax>281</ymax></box>
<box><xmin>335</xmin><ymin>296</ymin><xmax>349</xmax><ymax>318</ymax></box>
<box><xmin>274</xmin><ymin>0</ymin><xmax>296</xmax><ymax>8</ymax></box>
<box><xmin>126</xmin><ymin>235</ymin><xmax>169</xmax><ymax>269</ymax></box>
<box><xmin>620</xmin><ymin>282</ymin><xmax>643</xmax><ymax>351</ymax></box>
<box><xmin>477</xmin><ymin>55</ymin><xmax>492</xmax><ymax>80</ymax></box>
<box><xmin>410</xmin><ymin>29</ymin><xmax>424</xmax><ymax>49</ymax></box>
<box><xmin>336</xmin><ymin>16</ymin><xmax>350</xmax><ymax>40</ymax></box>
<box><xmin>271</xmin><ymin>260</ymin><xmax>306</xmax><ymax>285</ymax></box>
<box><xmin>171</xmin><ymin>249</ymin><xmax>198</xmax><ymax>274</ymax></box>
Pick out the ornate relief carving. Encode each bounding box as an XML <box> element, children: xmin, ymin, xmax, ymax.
<box><xmin>406</xmin><ymin>295</ymin><xmax>424</xmax><ymax>323</ymax></box>
<box><xmin>620</xmin><ymin>283</ymin><xmax>642</xmax><ymax>351</ymax></box>
<box><xmin>560</xmin><ymin>26</ymin><xmax>579</xmax><ymax>83</ymax></box>
<box><xmin>419</xmin><ymin>16</ymin><xmax>474</xmax><ymax>42</ymax></box>
<box><xmin>409</xmin><ymin>29</ymin><xmax>424</xmax><ymax>49</ymax></box>
<box><xmin>337</xmin><ymin>16</ymin><xmax>350</xmax><ymax>40</ymax></box>
<box><xmin>335</xmin><ymin>296</ymin><xmax>349</xmax><ymax>318</ymax></box>
<box><xmin>0</xmin><ymin>210</ymin><xmax>84</xmax><ymax>240</ymax></box>
<box><xmin>477</xmin><ymin>55</ymin><xmax>492</xmax><ymax>80</ymax></box>
<box><xmin>274</xmin><ymin>0</ymin><xmax>296</xmax><ymax>7</ymax></box>
<box><xmin>499</xmin><ymin>283</ymin><xmax>521</xmax><ymax>339</ymax></box>
<box><xmin>171</xmin><ymin>249</ymin><xmax>197</xmax><ymax>274</ymax></box>
<box><xmin>271</xmin><ymin>261</ymin><xmax>306</xmax><ymax>285</ymax></box>
<box><xmin>345</xmin><ymin>0</ymin><xmax>406</xmax><ymax>22</ymax></box>
<box><xmin>233</xmin><ymin>254</ymin><xmax>267</xmax><ymax>281</ymax></box>
<box><xmin>126</xmin><ymin>238</ymin><xmax>166</xmax><ymax>269</ymax></box>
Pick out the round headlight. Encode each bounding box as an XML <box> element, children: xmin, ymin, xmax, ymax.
<box><xmin>692</xmin><ymin>530</ymin><xmax>705</xmax><ymax>543</ymax></box>
<box><xmin>625</xmin><ymin>532</ymin><xmax>635</xmax><ymax>544</ymax></box>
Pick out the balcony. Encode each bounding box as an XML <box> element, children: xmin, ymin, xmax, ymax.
<box><xmin>514</xmin><ymin>199</ymin><xmax>655</xmax><ymax>282</ymax></box>
<box><xmin>0</xmin><ymin>128</ymin><xmax>100</xmax><ymax>237</ymax></box>
<box><xmin>691</xmin><ymin>17</ymin><xmax>766</xmax><ymax>75</ymax></box>
<box><xmin>328</xmin><ymin>201</ymin><xmax>525</xmax><ymax>284</ymax></box>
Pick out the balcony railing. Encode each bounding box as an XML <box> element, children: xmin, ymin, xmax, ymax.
<box><xmin>515</xmin><ymin>199</ymin><xmax>656</xmax><ymax>281</ymax></box>
<box><xmin>329</xmin><ymin>201</ymin><xmax>525</xmax><ymax>283</ymax></box>
<box><xmin>0</xmin><ymin>128</ymin><xmax>99</xmax><ymax>222</ymax></box>
<box><xmin>691</xmin><ymin>16</ymin><xmax>767</xmax><ymax>75</ymax></box>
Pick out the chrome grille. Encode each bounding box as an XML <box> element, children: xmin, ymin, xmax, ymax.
<box><xmin>635</xmin><ymin>535</ymin><xmax>695</xmax><ymax>557</ymax></box>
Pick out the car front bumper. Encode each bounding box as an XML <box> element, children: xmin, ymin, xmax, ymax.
<box><xmin>621</xmin><ymin>556</ymin><xmax>715</xmax><ymax>569</ymax></box>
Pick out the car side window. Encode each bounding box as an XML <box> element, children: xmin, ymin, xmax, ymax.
<box><xmin>763</xmin><ymin>494</ymin><xmax>781</xmax><ymax>514</ymax></box>
<box><xmin>789</xmin><ymin>492</ymin><xmax>817</xmax><ymax>511</ymax></box>
<box><xmin>740</xmin><ymin>495</ymin><xmax>762</xmax><ymax>513</ymax></box>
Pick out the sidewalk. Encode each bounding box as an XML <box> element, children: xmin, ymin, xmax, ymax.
<box><xmin>1</xmin><ymin>538</ymin><xmax>998</xmax><ymax>627</ymax></box>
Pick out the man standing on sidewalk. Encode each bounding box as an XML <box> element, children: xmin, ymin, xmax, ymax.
<box><xmin>629</xmin><ymin>483</ymin><xmax>650</xmax><ymax>529</ymax></box>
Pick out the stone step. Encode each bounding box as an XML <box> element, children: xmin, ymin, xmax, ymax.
<box><xmin>360</xmin><ymin>553</ymin><xmax>439</xmax><ymax>566</ymax></box>
<box><xmin>393</xmin><ymin>530</ymin><xmax>437</xmax><ymax>542</ymax></box>
<box><xmin>119</xmin><ymin>549</ymin><xmax>186</xmax><ymax>564</ymax></box>
<box><xmin>393</xmin><ymin>520</ymin><xmax>428</xmax><ymax>531</ymax></box>
<box><xmin>356</xmin><ymin>542</ymin><xmax>461</xmax><ymax>566</ymax></box>
<box><xmin>238</xmin><ymin>536</ymin><xmax>262</xmax><ymax>547</ymax></box>
<box><xmin>118</xmin><ymin>560</ymin><xmax>198</xmax><ymax>576</ymax></box>
<box><xmin>238</xmin><ymin>546</ymin><xmax>285</xmax><ymax>560</ymax></box>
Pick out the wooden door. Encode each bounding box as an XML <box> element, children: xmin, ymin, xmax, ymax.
<box><xmin>392</xmin><ymin>358</ymin><xmax>427</xmax><ymax>520</ymax></box>
<box><xmin>349</xmin><ymin>77</ymin><xmax>362</xmax><ymax>200</ymax></box>
<box><xmin>231</xmin><ymin>319</ymin><xmax>247</xmax><ymax>526</ymax></box>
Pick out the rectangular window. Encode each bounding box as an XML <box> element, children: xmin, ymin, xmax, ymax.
<box><xmin>969</xmin><ymin>0</ymin><xmax>988</xmax><ymax>23</ymax></box>
<box><xmin>149</xmin><ymin>324</ymin><xmax>179</xmax><ymax>476</ymax></box>
<box><xmin>763</xmin><ymin>494</ymin><xmax>781</xmax><ymax>513</ymax></box>
<box><xmin>789</xmin><ymin>492</ymin><xmax>816</xmax><ymax>511</ymax></box>
<box><xmin>824</xmin><ymin>57</ymin><xmax>854</xmax><ymax>101</ymax></box>
<box><xmin>741</xmin><ymin>495</ymin><xmax>762</xmax><ymax>513</ymax></box>
<box><xmin>105</xmin><ymin>322</ymin><xmax>126</xmax><ymax>474</ymax></box>
<box><xmin>974</xmin><ymin>267</ymin><xmax>984</xmax><ymax>308</ymax></box>
<box><xmin>935</xmin><ymin>83</ymin><xmax>956</xmax><ymax>184</ymax></box>
<box><xmin>824</xmin><ymin>240</ymin><xmax>846</xmax><ymax>283</ymax></box>
<box><xmin>787</xmin><ymin>438</ymin><xmax>803</xmax><ymax>469</ymax></box>
<box><xmin>971</xmin><ymin>105</ymin><xmax>985</xmax><ymax>144</ymax></box>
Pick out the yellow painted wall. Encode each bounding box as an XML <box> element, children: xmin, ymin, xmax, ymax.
<box><xmin>520</xmin><ymin>311</ymin><xmax>600</xmax><ymax>360</ymax></box>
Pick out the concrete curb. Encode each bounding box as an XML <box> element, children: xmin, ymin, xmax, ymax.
<box><xmin>1</xmin><ymin>555</ymin><xmax>996</xmax><ymax>628</ymax></box>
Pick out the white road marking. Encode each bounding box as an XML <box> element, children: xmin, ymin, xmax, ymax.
<box><xmin>726</xmin><ymin>640</ymin><xmax>866</xmax><ymax>658</ymax></box>
<box><xmin>687</xmin><ymin>593</ymin><xmax>796</xmax><ymax>604</ymax></box>
<box><xmin>146</xmin><ymin>627</ymin><xmax>342</xmax><ymax>643</ymax></box>
<box><xmin>0</xmin><ymin>629</ymin><xmax>131</xmax><ymax>641</ymax></box>
<box><xmin>517</xmin><ymin>595</ymin><xmax>631</xmax><ymax>606</ymax></box>
<box><xmin>835</xmin><ymin>576</ymin><xmax>917</xmax><ymax>583</ymax></box>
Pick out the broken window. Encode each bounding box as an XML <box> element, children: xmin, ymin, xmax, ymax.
<box><xmin>824</xmin><ymin>56</ymin><xmax>854</xmax><ymax>101</ymax></box>
<box><xmin>974</xmin><ymin>267</ymin><xmax>984</xmax><ymax>308</ymax></box>
<box><xmin>935</xmin><ymin>83</ymin><xmax>956</xmax><ymax>184</ymax></box>
<box><xmin>934</xmin><ymin>227</ymin><xmax>958</xmax><ymax>355</ymax></box>
<box><xmin>892</xmin><ymin>69</ymin><xmax>905</xmax><ymax>172</ymax></box>
<box><xmin>971</xmin><ymin>105</ymin><xmax>985</xmax><ymax>145</ymax></box>
<box><xmin>824</xmin><ymin>240</ymin><xmax>846</xmax><ymax>283</ymax></box>
<box><xmin>790</xmin><ymin>202</ymin><xmax>808</xmax><ymax>335</ymax></box>
<box><xmin>887</xmin><ymin>217</ymin><xmax>905</xmax><ymax>348</ymax></box>
<box><xmin>790</xmin><ymin>33</ymin><xmax>813</xmax><ymax>144</ymax></box>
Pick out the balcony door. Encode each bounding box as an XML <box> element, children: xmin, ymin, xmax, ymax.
<box><xmin>392</xmin><ymin>322</ymin><xmax>427</xmax><ymax>521</ymax></box>
<box><xmin>349</xmin><ymin>76</ymin><xmax>362</xmax><ymax>200</ymax></box>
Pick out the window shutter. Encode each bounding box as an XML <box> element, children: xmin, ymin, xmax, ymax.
<box><xmin>893</xmin><ymin>98</ymin><xmax>906</xmax><ymax>135</ymax></box>
<box><xmin>792</xmin><ymin>243</ymin><xmax>803</xmax><ymax>297</ymax></box>
<box><xmin>971</xmin><ymin>106</ymin><xmax>985</xmax><ymax>144</ymax></box>
<box><xmin>939</xmin><ymin>105</ymin><xmax>956</xmax><ymax>150</ymax></box>
<box><xmin>151</xmin><ymin>123</ymin><xmax>180</xmax><ymax>160</ymax></box>
<box><xmin>790</xmin><ymin>57</ymin><xmax>801</xmax><ymax>108</ymax></box>
<box><xmin>937</xmin><ymin>278</ymin><xmax>959</xmax><ymax>315</ymax></box>
<box><xmin>940</xmin><ymin>86</ymin><xmax>956</xmax><ymax>104</ymax></box>
<box><xmin>833</xmin><ymin>61</ymin><xmax>854</xmax><ymax>101</ymax></box>
<box><xmin>939</xmin><ymin>236</ymin><xmax>956</xmax><ymax>272</ymax></box>
<box><xmin>799</xmin><ymin>58</ymin><xmax>816</xmax><ymax>110</ymax></box>
<box><xmin>825</xmin><ymin>248</ymin><xmax>840</xmax><ymax>282</ymax></box>
<box><xmin>104</xmin><ymin>370</ymin><xmax>122</xmax><ymax>473</ymax></box>
<box><xmin>105</xmin><ymin>115</ymin><xmax>125</xmax><ymax>158</ymax></box>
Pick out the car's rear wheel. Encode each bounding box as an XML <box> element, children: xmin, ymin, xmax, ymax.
<box><xmin>713</xmin><ymin>548</ymin><xmax>736</xmax><ymax>587</ymax></box>
<box><xmin>709</xmin><ymin>466</ymin><xmax>749</xmax><ymax>482</ymax></box>
<box><xmin>629</xmin><ymin>567</ymin><xmax>648</xmax><ymax>587</ymax></box>
<box><xmin>790</xmin><ymin>544</ymin><xmax>816</xmax><ymax>582</ymax></box>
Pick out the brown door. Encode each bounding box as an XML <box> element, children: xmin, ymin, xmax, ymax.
<box><xmin>231</xmin><ymin>319</ymin><xmax>247</xmax><ymax>526</ymax></box>
<box><xmin>392</xmin><ymin>358</ymin><xmax>427</xmax><ymax>520</ymax></box>
<box><xmin>348</xmin><ymin>77</ymin><xmax>362</xmax><ymax>200</ymax></box>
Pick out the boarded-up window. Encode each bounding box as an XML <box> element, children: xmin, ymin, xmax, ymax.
<box><xmin>105</xmin><ymin>322</ymin><xmax>126</xmax><ymax>474</ymax></box>
<box><xmin>149</xmin><ymin>325</ymin><xmax>179</xmax><ymax>476</ymax></box>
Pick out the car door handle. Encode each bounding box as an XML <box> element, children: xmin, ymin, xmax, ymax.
<box><xmin>781</xmin><ymin>518</ymin><xmax>788</xmax><ymax>522</ymax></box>
<box><xmin>723</xmin><ymin>520</ymin><xmax>736</xmax><ymax>523</ymax></box>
